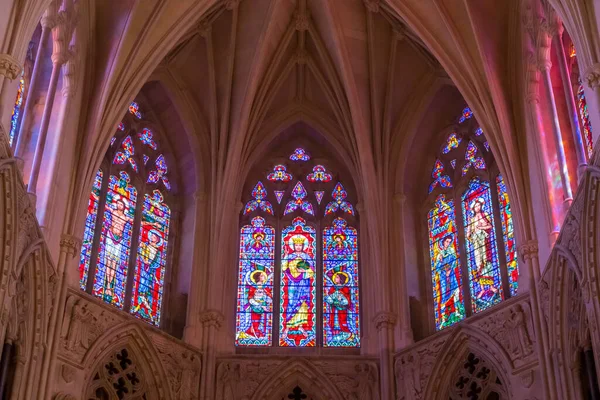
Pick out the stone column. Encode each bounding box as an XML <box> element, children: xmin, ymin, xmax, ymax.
<box><xmin>14</xmin><ymin>6</ymin><xmax>56</xmax><ymax>157</ymax></box>
<box><xmin>38</xmin><ymin>234</ymin><xmax>80</xmax><ymax>399</ymax></box>
<box><xmin>198</xmin><ymin>310</ymin><xmax>224</xmax><ymax>400</ymax></box>
<box><xmin>183</xmin><ymin>191</ymin><xmax>208</xmax><ymax>347</ymax></box>
<box><xmin>520</xmin><ymin>240</ymin><xmax>556</xmax><ymax>399</ymax></box>
<box><xmin>584</xmin><ymin>64</ymin><xmax>600</xmax><ymax>154</ymax></box>
<box><xmin>553</xmin><ymin>23</ymin><xmax>587</xmax><ymax>178</ymax></box>
<box><xmin>393</xmin><ymin>193</ymin><xmax>413</xmax><ymax>347</ymax></box>
<box><xmin>537</xmin><ymin>23</ymin><xmax>573</xmax><ymax>203</ymax></box>
<box><xmin>375</xmin><ymin>311</ymin><xmax>396</xmax><ymax>400</ymax></box>
<box><xmin>28</xmin><ymin>1</ymin><xmax>76</xmax><ymax>196</ymax></box>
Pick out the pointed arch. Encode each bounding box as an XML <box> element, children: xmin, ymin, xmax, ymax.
<box><xmin>250</xmin><ymin>358</ymin><xmax>346</xmax><ymax>400</ymax></box>
<box><xmin>81</xmin><ymin>323</ymin><xmax>172</xmax><ymax>400</ymax></box>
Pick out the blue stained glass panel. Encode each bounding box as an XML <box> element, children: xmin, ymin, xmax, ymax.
<box><xmin>79</xmin><ymin>169</ymin><xmax>103</xmax><ymax>290</ymax></box>
<box><xmin>496</xmin><ymin>174</ymin><xmax>519</xmax><ymax>296</ymax></box>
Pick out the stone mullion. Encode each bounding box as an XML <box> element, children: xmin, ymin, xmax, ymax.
<box><xmin>273</xmin><ymin>216</ymin><xmax>282</xmax><ymax>346</ymax></box>
<box><xmin>489</xmin><ymin>175</ymin><xmax>511</xmax><ymax>300</ymax></box>
<box><xmin>123</xmin><ymin>186</ymin><xmax>145</xmax><ymax>313</ymax></box>
<box><xmin>454</xmin><ymin>189</ymin><xmax>474</xmax><ymax>318</ymax></box>
<box><xmin>316</xmin><ymin>217</ymin><xmax>322</xmax><ymax>347</ymax></box>
<box><xmin>86</xmin><ymin>165</ymin><xmax>111</xmax><ymax>294</ymax></box>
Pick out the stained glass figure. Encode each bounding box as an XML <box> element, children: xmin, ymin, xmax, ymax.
<box><xmin>274</xmin><ymin>190</ymin><xmax>285</xmax><ymax>204</ymax></box>
<box><xmin>280</xmin><ymin>217</ymin><xmax>316</xmax><ymax>347</ymax></box>
<box><xmin>267</xmin><ymin>164</ymin><xmax>293</xmax><ymax>182</ymax></box>
<box><xmin>323</xmin><ymin>218</ymin><xmax>360</xmax><ymax>347</ymax></box>
<box><xmin>284</xmin><ymin>182</ymin><xmax>314</xmax><ymax>215</ymax></box>
<box><xmin>143</xmin><ymin>155</ymin><xmax>149</xmax><ymax>165</ymax></box>
<box><xmin>483</xmin><ymin>142</ymin><xmax>490</xmax><ymax>152</ymax></box>
<box><xmin>138</xmin><ymin>128</ymin><xmax>158</xmax><ymax>150</ymax></box>
<box><xmin>315</xmin><ymin>191</ymin><xmax>324</xmax><ymax>204</ymax></box>
<box><xmin>450</xmin><ymin>159</ymin><xmax>457</xmax><ymax>169</ymax></box>
<box><xmin>94</xmin><ymin>171</ymin><xmax>137</xmax><ymax>308</ymax></box>
<box><xmin>325</xmin><ymin>183</ymin><xmax>354</xmax><ymax>216</ymax></box>
<box><xmin>9</xmin><ymin>75</ymin><xmax>24</xmax><ymax>147</ymax></box>
<box><xmin>428</xmin><ymin>195</ymin><xmax>465</xmax><ymax>330</ymax></box>
<box><xmin>129</xmin><ymin>101</ymin><xmax>142</xmax><ymax>119</ymax></box>
<box><xmin>461</xmin><ymin>178</ymin><xmax>503</xmax><ymax>313</ymax></box>
<box><xmin>147</xmin><ymin>154</ymin><xmax>171</xmax><ymax>190</ymax></box>
<box><xmin>442</xmin><ymin>132</ymin><xmax>461</xmax><ymax>154</ymax></box>
<box><xmin>459</xmin><ymin>106</ymin><xmax>473</xmax><ymax>123</ymax></box>
<box><xmin>236</xmin><ymin>216</ymin><xmax>275</xmax><ymax>346</ymax></box>
<box><xmin>462</xmin><ymin>141</ymin><xmax>486</xmax><ymax>176</ymax></box>
<box><xmin>79</xmin><ymin>170</ymin><xmax>103</xmax><ymax>290</ymax></box>
<box><xmin>306</xmin><ymin>165</ymin><xmax>333</xmax><ymax>182</ymax></box>
<box><xmin>113</xmin><ymin>136</ymin><xmax>138</xmax><ymax>172</ymax></box>
<box><xmin>577</xmin><ymin>83</ymin><xmax>594</xmax><ymax>159</ymax></box>
<box><xmin>244</xmin><ymin>181</ymin><xmax>274</xmax><ymax>215</ymax></box>
<box><xmin>131</xmin><ymin>190</ymin><xmax>170</xmax><ymax>325</ymax></box>
<box><xmin>428</xmin><ymin>159</ymin><xmax>452</xmax><ymax>194</ymax></box>
<box><xmin>496</xmin><ymin>175</ymin><xmax>519</xmax><ymax>296</ymax></box>
<box><xmin>118</xmin><ymin>122</ymin><xmax>125</xmax><ymax>131</ymax></box>
<box><xmin>289</xmin><ymin>147</ymin><xmax>310</xmax><ymax>161</ymax></box>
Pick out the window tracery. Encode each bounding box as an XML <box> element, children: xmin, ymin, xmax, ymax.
<box><xmin>236</xmin><ymin>147</ymin><xmax>360</xmax><ymax>347</ymax></box>
<box><xmin>427</xmin><ymin>109</ymin><xmax>519</xmax><ymax>330</ymax></box>
<box><xmin>78</xmin><ymin>102</ymin><xmax>175</xmax><ymax>326</ymax></box>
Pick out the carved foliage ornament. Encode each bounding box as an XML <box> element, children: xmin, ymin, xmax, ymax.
<box><xmin>0</xmin><ymin>54</ymin><xmax>23</xmax><ymax>80</ymax></box>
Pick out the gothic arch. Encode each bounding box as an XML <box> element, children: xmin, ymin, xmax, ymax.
<box><xmin>81</xmin><ymin>323</ymin><xmax>172</xmax><ymax>400</ymax></box>
<box><xmin>250</xmin><ymin>358</ymin><xmax>345</xmax><ymax>400</ymax></box>
<box><xmin>424</xmin><ymin>328</ymin><xmax>513</xmax><ymax>399</ymax></box>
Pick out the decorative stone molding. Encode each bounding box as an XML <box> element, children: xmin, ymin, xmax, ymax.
<box><xmin>60</xmin><ymin>233</ymin><xmax>82</xmax><ymax>257</ymax></box>
<box><xmin>584</xmin><ymin>63</ymin><xmax>600</xmax><ymax>90</ymax></box>
<box><xmin>199</xmin><ymin>309</ymin><xmax>224</xmax><ymax>328</ymax></box>
<box><xmin>0</xmin><ymin>53</ymin><xmax>23</xmax><ymax>80</ymax></box>
<box><xmin>224</xmin><ymin>0</ymin><xmax>241</xmax><ymax>11</ymax></box>
<box><xmin>61</xmin><ymin>46</ymin><xmax>78</xmax><ymax>97</ymax></box>
<box><xmin>294</xmin><ymin>10</ymin><xmax>309</xmax><ymax>31</ymax></box>
<box><xmin>519</xmin><ymin>240</ymin><xmax>539</xmax><ymax>262</ymax></box>
<box><xmin>374</xmin><ymin>311</ymin><xmax>396</xmax><ymax>331</ymax></box>
<box><xmin>53</xmin><ymin>393</ymin><xmax>77</xmax><ymax>400</ymax></box>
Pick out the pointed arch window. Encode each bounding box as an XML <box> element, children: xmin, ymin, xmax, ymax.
<box><xmin>78</xmin><ymin>103</ymin><xmax>175</xmax><ymax>326</ymax></box>
<box><xmin>8</xmin><ymin>74</ymin><xmax>25</xmax><ymax>147</ymax></box>
<box><xmin>236</xmin><ymin>147</ymin><xmax>360</xmax><ymax>347</ymax></box>
<box><xmin>427</xmin><ymin>109</ymin><xmax>519</xmax><ymax>330</ymax></box>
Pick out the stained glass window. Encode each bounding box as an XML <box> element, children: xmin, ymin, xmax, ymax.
<box><xmin>79</xmin><ymin>100</ymin><xmax>175</xmax><ymax>327</ymax></box>
<box><xmin>244</xmin><ymin>181</ymin><xmax>274</xmax><ymax>215</ymax></box>
<box><xmin>427</xmin><ymin>107</ymin><xmax>518</xmax><ymax>330</ymax></box>
<box><xmin>9</xmin><ymin>75</ymin><xmax>25</xmax><ymax>147</ymax></box>
<box><xmin>429</xmin><ymin>159</ymin><xmax>452</xmax><ymax>194</ymax></box>
<box><xmin>306</xmin><ymin>165</ymin><xmax>332</xmax><ymax>182</ymax></box>
<box><xmin>129</xmin><ymin>101</ymin><xmax>142</xmax><ymax>119</ymax></box>
<box><xmin>131</xmin><ymin>190</ymin><xmax>170</xmax><ymax>325</ymax></box>
<box><xmin>314</xmin><ymin>191</ymin><xmax>324</xmax><ymax>204</ymax></box>
<box><xmin>458</xmin><ymin>107</ymin><xmax>473</xmax><ymax>123</ymax></box>
<box><xmin>577</xmin><ymin>83</ymin><xmax>594</xmax><ymax>159</ymax></box>
<box><xmin>496</xmin><ymin>175</ymin><xmax>518</xmax><ymax>296</ymax></box>
<box><xmin>236</xmin><ymin>216</ymin><xmax>275</xmax><ymax>346</ymax></box>
<box><xmin>461</xmin><ymin>178</ymin><xmax>503</xmax><ymax>313</ymax></box>
<box><xmin>113</xmin><ymin>136</ymin><xmax>138</xmax><ymax>172</ymax></box>
<box><xmin>325</xmin><ymin>183</ymin><xmax>354</xmax><ymax>216</ymax></box>
<box><xmin>323</xmin><ymin>218</ymin><xmax>359</xmax><ymax>347</ymax></box>
<box><xmin>284</xmin><ymin>182</ymin><xmax>314</xmax><ymax>215</ymax></box>
<box><xmin>274</xmin><ymin>190</ymin><xmax>285</xmax><ymax>204</ymax></box>
<box><xmin>280</xmin><ymin>217</ymin><xmax>316</xmax><ymax>347</ymax></box>
<box><xmin>289</xmin><ymin>148</ymin><xmax>310</xmax><ymax>161</ymax></box>
<box><xmin>79</xmin><ymin>170</ymin><xmax>103</xmax><ymax>290</ymax></box>
<box><xmin>428</xmin><ymin>195</ymin><xmax>465</xmax><ymax>330</ymax></box>
<box><xmin>462</xmin><ymin>141</ymin><xmax>486</xmax><ymax>176</ymax></box>
<box><xmin>94</xmin><ymin>171</ymin><xmax>137</xmax><ymax>308</ymax></box>
<box><xmin>138</xmin><ymin>128</ymin><xmax>158</xmax><ymax>150</ymax></box>
<box><xmin>267</xmin><ymin>164</ymin><xmax>293</xmax><ymax>182</ymax></box>
<box><xmin>442</xmin><ymin>132</ymin><xmax>461</xmax><ymax>154</ymax></box>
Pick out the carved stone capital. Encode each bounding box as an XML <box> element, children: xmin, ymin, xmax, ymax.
<box><xmin>294</xmin><ymin>10</ymin><xmax>309</xmax><ymax>31</ymax></box>
<box><xmin>584</xmin><ymin>63</ymin><xmax>600</xmax><ymax>90</ymax></box>
<box><xmin>60</xmin><ymin>234</ymin><xmax>81</xmax><ymax>257</ymax></box>
<box><xmin>0</xmin><ymin>54</ymin><xmax>23</xmax><ymax>80</ymax></box>
<box><xmin>198</xmin><ymin>21</ymin><xmax>211</xmax><ymax>38</ymax></box>
<box><xmin>374</xmin><ymin>311</ymin><xmax>396</xmax><ymax>331</ymax></box>
<box><xmin>199</xmin><ymin>309</ymin><xmax>224</xmax><ymax>328</ymax></box>
<box><xmin>519</xmin><ymin>240</ymin><xmax>539</xmax><ymax>262</ymax></box>
<box><xmin>363</xmin><ymin>0</ymin><xmax>380</xmax><ymax>13</ymax></box>
<box><xmin>224</xmin><ymin>0</ymin><xmax>240</xmax><ymax>10</ymax></box>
